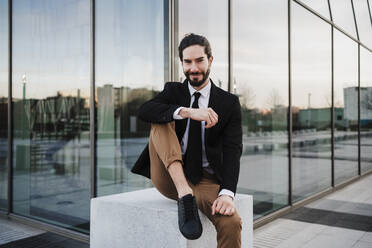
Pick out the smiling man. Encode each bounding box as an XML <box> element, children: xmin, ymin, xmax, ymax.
<box><xmin>132</xmin><ymin>33</ymin><xmax>243</xmax><ymax>248</ymax></box>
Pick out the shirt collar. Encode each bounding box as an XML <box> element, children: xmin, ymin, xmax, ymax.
<box><xmin>188</xmin><ymin>79</ymin><xmax>211</xmax><ymax>98</ymax></box>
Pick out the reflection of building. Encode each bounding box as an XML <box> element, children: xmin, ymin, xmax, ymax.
<box><xmin>298</xmin><ymin>108</ymin><xmax>344</xmax><ymax>130</ymax></box>
<box><xmin>344</xmin><ymin>86</ymin><xmax>372</xmax><ymax>128</ymax></box>
<box><xmin>97</xmin><ymin>84</ymin><xmax>156</xmax><ymax>139</ymax></box>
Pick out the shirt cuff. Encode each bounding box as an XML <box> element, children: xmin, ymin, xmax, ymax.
<box><xmin>173</xmin><ymin>107</ymin><xmax>185</xmax><ymax>120</ymax></box>
<box><xmin>218</xmin><ymin>189</ymin><xmax>235</xmax><ymax>200</ymax></box>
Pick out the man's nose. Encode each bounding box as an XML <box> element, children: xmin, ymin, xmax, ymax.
<box><xmin>190</xmin><ymin>62</ymin><xmax>198</xmax><ymax>72</ymax></box>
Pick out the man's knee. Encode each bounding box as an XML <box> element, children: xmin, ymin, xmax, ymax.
<box><xmin>216</xmin><ymin>213</ymin><xmax>242</xmax><ymax>234</ymax></box>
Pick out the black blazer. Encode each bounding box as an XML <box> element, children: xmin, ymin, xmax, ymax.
<box><xmin>131</xmin><ymin>79</ymin><xmax>242</xmax><ymax>194</ymax></box>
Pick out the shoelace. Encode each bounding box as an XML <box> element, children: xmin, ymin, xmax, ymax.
<box><xmin>183</xmin><ymin>197</ymin><xmax>195</xmax><ymax>222</ymax></box>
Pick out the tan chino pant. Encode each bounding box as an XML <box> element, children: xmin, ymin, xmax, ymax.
<box><xmin>149</xmin><ymin>122</ymin><xmax>242</xmax><ymax>248</ymax></box>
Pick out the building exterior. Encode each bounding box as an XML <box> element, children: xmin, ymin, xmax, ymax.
<box><xmin>0</xmin><ymin>0</ymin><xmax>372</xmax><ymax>242</ymax></box>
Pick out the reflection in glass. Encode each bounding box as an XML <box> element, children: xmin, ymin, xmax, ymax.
<box><xmin>334</xmin><ymin>30</ymin><xmax>358</xmax><ymax>184</ymax></box>
<box><xmin>0</xmin><ymin>0</ymin><xmax>8</xmax><ymax>210</ymax></box>
<box><xmin>292</xmin><ymin>3</ymin><xmax>332</xmax><ymax>202</ymax></box>
<box><xmin>353</xmin><ymin>0</ymin><xmax>372</xmax><ymax>48</ymax></box>
<box><xmin>178</xmin><ymin>0</ymin><xmax>228</xmax><ymax>90</ymax></box>
<box><xmin>96</xmin><ymin>0</ymin><xmax>166</xmax><ymax>196</ymax></box>
<box><xmin>12</xmin><ymin>0</ymin><xmax>90</xmax><ymax>233</ymax></box>
<box><xmin>361</xmin><ymin>48</ymin><xmax>372</xmax><ymax>173</ymax></box>
<box><xmin>233</xmin><ymin>0</ymin><xmax>288</xmax><ymax>219</ymax></box>
<box><xmin>298</xmin><ymin>0</ymin><xmax>330</xmax><ymax>20</ymax></box>
<box><xmin>329</xmin><ymin>0</ymin><xmax>357</xmax><ymax>38</ymax></box>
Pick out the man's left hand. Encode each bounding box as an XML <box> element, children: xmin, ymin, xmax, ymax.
<box><xmin>211</xmin><ymin>195</ymin><xmax>235</xmax><ymax>216</ymax></box>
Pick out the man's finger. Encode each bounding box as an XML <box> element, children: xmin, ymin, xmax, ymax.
<box><xmin>225</xmin><ymin>208</ymin><xmax>231</xmax><ymax>216</ymax></box>
<box><xmin>215</xmin><ymin>200</ymin><xmax>223</xmax><ymax>213</ymax></box>
<box><xmin>219</xmin><ymin>205</ymin><xmax>227</xmax><ymax>215</ymax></box>
<box><xmin>211</xmin><ymin>200</ymin><xmax>217</xmax><ymax>215</ymax></box>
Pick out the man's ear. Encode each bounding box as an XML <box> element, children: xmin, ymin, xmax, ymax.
<box><xmin>209</xmin><ymin>56</ymin><xmax>213</xmax><ymax>65</ymax></box>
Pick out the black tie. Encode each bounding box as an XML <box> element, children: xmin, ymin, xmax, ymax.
<box><xmin>185</xmin><ymin>92</ymin><xmax>203</xmax><ymax>185</ymax></box>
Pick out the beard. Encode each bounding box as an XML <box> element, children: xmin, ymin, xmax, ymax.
<box><xmin>184</xmin><ymin>68</ymin><xmax>211</xmax><ymax>87</ymax></box>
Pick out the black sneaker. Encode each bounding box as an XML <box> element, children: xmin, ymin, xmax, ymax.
<box><xmin>177</xmin><ymin>194</ymin><xmax>203</xmax><ymax>240</ymax></box>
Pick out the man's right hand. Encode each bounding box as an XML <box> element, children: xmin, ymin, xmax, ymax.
<box><xmin>179</xmin><ymin>107</ymin><xmax>218</xmax><ymax>128</ymax></box>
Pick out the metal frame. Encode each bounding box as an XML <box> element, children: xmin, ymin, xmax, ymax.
<box><xmin>351</xmin><ymin>0</ymin><xmax>362</xmax><ymax>176</ymax></box>
<box><xmin>328</xmin><ymin>0</ymin><xmax>335</xmax><ymax>187</ymax></box>
<box><xmin>288</xmin><ymin>0</ymin><xmax>293</xmax><ymax>206</ymax></box>
<box><xmin>351</xmin><ymin>0</ymin><xmax>360</xmax><ymax>41</ymax></box>
<box><xmin>171</xmin><ymin>0</ymin><xmax>179</xmax><ymax>81</ymax></box>
<box><xmin>90</xmin><ymin>0</ymin><xmax>96</xmax><ymax>199</ymax></box>
<box><xmin>7</xmin><ymin>0</ymin><xmax>12</xmax><ymax>214</ymax></box>
<box><xmin>358</xmin><ymin>43</ymin><xmax>361</xmax><ymax>175</ymax></box>
<box><xmin>228</xmin><ymin>0</ymin><xmax>233</xmax><ymax>93</ymax></box>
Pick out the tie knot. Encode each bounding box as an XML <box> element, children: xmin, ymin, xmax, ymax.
<box><xmin>193</xmin><ymin>92</ymin><xmax>201</xmax><ymax>100</ymax></box>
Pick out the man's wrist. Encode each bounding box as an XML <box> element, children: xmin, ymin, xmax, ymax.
<box><xmin>179</xmin><ymin>108</ymin><xmax>192</xmax><ymax>118</ymax></box>
<box><xmin>218</xmin><ymin>189</ymin><xmax>235</xmax><ymax>200</ymax></box>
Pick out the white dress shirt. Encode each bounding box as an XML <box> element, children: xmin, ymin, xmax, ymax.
<box><xmin>173</xmin><ymin>80</ymin><xmax>235</xmax><ymax>200</ymax></box>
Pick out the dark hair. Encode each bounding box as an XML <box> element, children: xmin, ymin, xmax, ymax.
<box><xmin>178</xmin><ymin>33</ymin><xmax>212</xmax><ymax>61</ymax></box>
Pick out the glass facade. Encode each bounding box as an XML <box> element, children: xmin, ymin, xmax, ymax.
<box><xmin>0</xmin><ymin>0</ymin><xmax>371</xmax><ymax>237</ymax></box>
<box><xmin>178</xmin><ymin>0</ymin><xmax>228</xmax><ymax>90</ymax></box>
<box><xmin>292</xmin><ymin>2</ymin><xmax>332</xmax><ymax>201</ymax></box>
<box><xmin>12</xmin><ymin>0</ymin><xmax>90</xmax><ymax>232</ymax></box>
<box><xmin>330</xmin><ymin>0</ymin><xmax>357</xmax><ymax>38</ymax></box>
<box><xmin>0</xmin><ymin>0</ymin><xmax>8</xmax><ymax>210</ymax></box>
<box><xmin>95</xmin><ymin>0</ymin><xmax>166</xmax><ymax>196</ymax></box>
<box><xmin>298</xmin><ymin>0</ymin><xmax>330</xmax><ymax>19</ymax></box>
<box><xmin>354</xmin><ymin>0</ymin><xmax>372</xmax><ymax>48</ymax></box>
<box><xmin>233</xmin><ymin>0</ymin><xmax>289</xmax><ymax>219</ymax></box>
<box><xmin>334</xmin><ymin>29</ymin><xmax>359</xmax><ymax>185</ymax></box>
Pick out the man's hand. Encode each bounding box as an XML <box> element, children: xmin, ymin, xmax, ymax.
<box><xmin>211</xmin><ymin>195</ymin><xmax>235</xmax><ymax>216</ymax></box>
<box><xmin>179</xmin><ymin>107</ymin><xmax>218</xmax><ymax>128</ymax></box>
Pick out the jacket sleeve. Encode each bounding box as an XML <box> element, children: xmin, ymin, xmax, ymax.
<box><xmin>220</xmin><ymin>95</ymin><xmax>243</xmax><ymax>195</ymax></box>
<box><xmin>138</xmin><ymin>82</ymin><xmax>182</xmax><ymax>123</ymax></box>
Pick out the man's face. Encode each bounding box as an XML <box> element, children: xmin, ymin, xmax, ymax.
<box><xmin>182</xmin><ymin>45</ymin><xmax>213</xmax><ymax>87</ymax></box>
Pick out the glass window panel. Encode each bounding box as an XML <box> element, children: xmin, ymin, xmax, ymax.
<box><xmin>96</xmin><ymin>0</ymin><xmax>167</xmax><ymax>196</ymax></box>
<box><xmin>298</xmin><ymin>0</ymin><xmax>330</xmax><ymax>20</ymax></box>
<box><xmin>12</xmin><ymin>0</ymin><xmax>90</xmax><ymax>233</ymax></box>
<box><xmin>330</xmin><ymin>0</ymin><xmax>357</xmax><ymax>38</ymax></box>
<box><xmin>354</xmin><ymin>0</ymin><xmax>372</xmax><ymax>47</ymax></box>
<box><xmin>361</xmin><ymin>48</ymin><xmax>372</xmax><ymax>173</ymax></box>
<box><xmin>0</xmin><ymin>0</ymin><xmax>8</xmax><ymax>210</ymax></box>
<box><xmin>178</xmin><ymin>0</ymin><xmax>228</xmax><ymax>90</ymax></box>
<box><xmin>334</xmin><ymin>30</ymin><xmax>359</xmax><ymax>185</ymax></box>
<box><xmin>233</xmin><ymin>0</ymin><xmax>289</xmax><ymax>219</ymax></box>
<box><xmin>292</xmin><ymin>3</ymin><xmax>332</xmax><ymax>202</ymax></box>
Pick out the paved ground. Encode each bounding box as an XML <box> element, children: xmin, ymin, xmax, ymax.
<box><xmin>254</xmin><ymin>173</ymin><xmax>372</xmax><ymax>248</ymax></box>
<box><xmin>0</xmin><ymin>172</ymin><xmax>372</xmax><ymax>247</ymax></box>
<box><xmin>0</xmin><ymin>216</ymin><xmax>88</xmax><ymax>247</ymax></box>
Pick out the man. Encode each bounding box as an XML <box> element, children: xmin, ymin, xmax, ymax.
<box><xmin>132</xmin><ymin>33</ymin><xmax>243</xmax><ymax>248</ymax></box>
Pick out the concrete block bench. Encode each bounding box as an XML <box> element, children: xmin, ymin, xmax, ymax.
<box><xmin>90</xmin><ymin>188</ymin><xmax>253</xmax><ymax>248</ymax></box>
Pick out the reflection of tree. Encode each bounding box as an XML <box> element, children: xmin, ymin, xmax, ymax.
<box><xmin>266</xmin><ymin>89</ymin><xmax>284</xmax><ymax>110</ymax></box>
<box><xmin>239</xmin><ymin>84</ymin><xmax>256</xmax><ymax>110</ymax></box>
<box><xmin>325</xmin><ymin>94</ymin><xmax>332</xmax><ymax>108</ymax></box>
